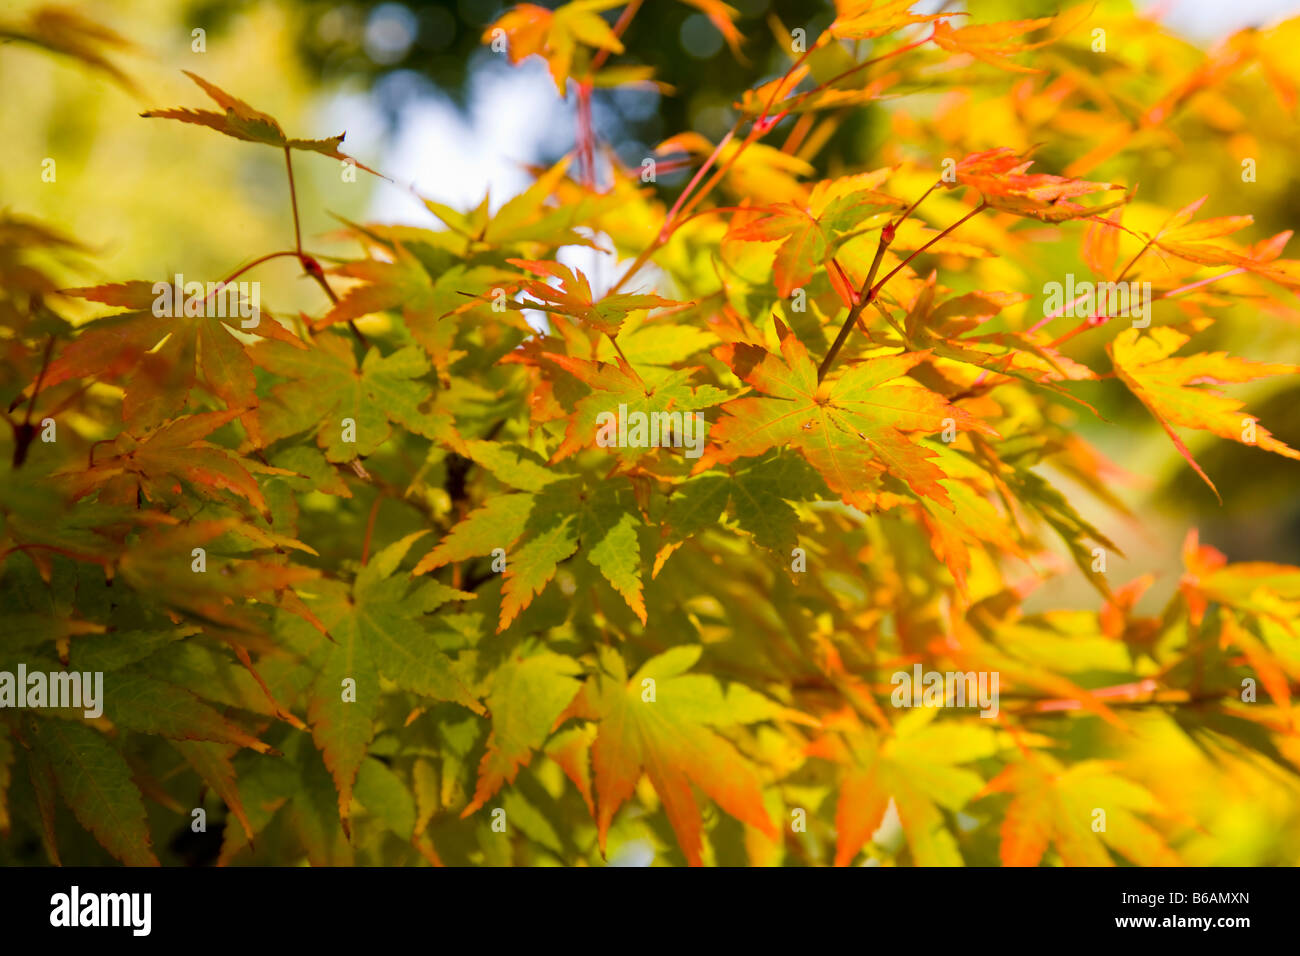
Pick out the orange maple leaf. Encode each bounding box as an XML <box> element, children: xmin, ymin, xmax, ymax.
<box><xmin>709</xmin><ymin>320</ymin><xmax>996</xmax><ymax>509</ymax></box>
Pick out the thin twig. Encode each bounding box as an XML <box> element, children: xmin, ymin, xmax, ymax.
<box><xmin>869</xmin><ymin>199</ymin><xmax>988</xmax><ymax>296</ymax></box>
<box><xmin>284</xmin><ymin>147</ymin><xmax>303</xmax><ymax>255</ymax></box>
<box><xmin>360</xmin><ymin>494</ymin><xmax>383</xmax><ymax>566</ymax></box>
<box><xmin>590</xmin><ymin>0</ymin><xmax>643</xmax><ymax>72</ymax></box>
<box><xmin>818</xmin><ymin>235</ymin><xmax>891</xmax><ymax>381</ymax></box>
<box><xmin>817</xmin><ymin>198</ymin><xmax>988</xmax><ymax>381</ymax></box>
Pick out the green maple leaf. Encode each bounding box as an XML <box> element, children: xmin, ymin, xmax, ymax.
<box><xmin>252</xmin><ymin>331</ymin><xmax>462</xmax><ymax>462</ymax></box>
<box><xmin>463</xmin><ymin>643</ymin><xmax>583</xmax><ymax>815</ymax></box>
<box><xmin>283</xmin><ymin>532</ymin><xmax>483</xmax><ymax>824</ymax></box>
<box><xmin>424</xmin><ymin>157</ymin><xmax>614</xmax><ymax>249</ymax></box>
<box><xmin>221</xmin><ymin>733</ymin><xmax>354</xmax><ymax>865</ymax></box>
<box><xmin>172</xmin><ymin>740</ymin><xmax>255</xmax><ymax>843</ymax></box>
<box><xmin>0</xmin><ymin>471</ymin><xmax>148</xmax><ymax>578</ymax></box>
<box><xmin>30</xmin><ymin>718</ymin><xmax>159</xmax><ymax>866</ymax></box>
<box><xmin>354</xmin><ymin>756</ymin><xmax>418</xmax><ymax>841</ymax></box>
<box><xmin>101</xmin><ymin>669</ymin><xmax>276</xmax><ymax>753</ymax></box>
<box><xmin>460</xmin><ymin>439</ymin><xmax>563</xmax><ymax>492</ymax></box>
<box><xmin>544</xmin><ymin>352</ymin><xmax>731</xmax><ymax>464</ymax></box>
<box><xmin>658</xmin><ymin>451</ymin><xmax>829</xmax><ymax>566</ymax></box>
<box><xmin>414</xmin><ymin>476</ymin><xmax>646</xmax><ymax>630</ymax></box>
<box><xmin>320</xmin><ymin>244</ymin><xmax>521</xmax><ymax>373</ymax></box>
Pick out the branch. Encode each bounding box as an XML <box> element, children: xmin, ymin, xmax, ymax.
<box><xmin>818</xmin><ymin>226</ymin><xmax>892</xmax><ymax>381</ymax></box>
<box><xmin>817</xmin><ymin>196</ymin><xmax>988</xmax><ymax>381</ymax></box>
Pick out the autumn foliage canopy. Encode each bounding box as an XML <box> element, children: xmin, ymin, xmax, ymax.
<box><xmin>3</xmin><ymin>0</ymin><xmax>1300</xmax><ymax>867</ymax></box>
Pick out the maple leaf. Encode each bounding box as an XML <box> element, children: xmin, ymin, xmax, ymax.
<box><xmin>280</xmin><ymin>532</ymin><xmax>483</xmax><ymax>825</ymax></box>
<box><xmin>1108</xmin><ymin>323</ymin><xmax>1300</xmax><ymax>501</ymax></box>
<box><xmin>543</xmin><ymin>352</ymin><xmax>731</xmax><ymax>464</ymax></box>
<box><xmin>657</xmin><ymin>133</ymin><xmax>815</xmax><ymax>205</ymax></box>
<box><xmin>830</xmin><ymin>0</ymin><xmax>953</xmax><ymax>40</ymax></box>
<box><xmin>507</xmin><ymin>258</ymin><xmax>680</xmax><ymax>336</ymax></box>
<box><xmin>318</xmin><ymin>238</ymin><xmax>524</xmax><ymax>376</ymax></box>
<box><xmin>1178</xmin><ymin>528</ymin><xmax>1300</xmax><ymax>630</ymax></box>
<box><xmin>462</xmin><ymin>644</ymin><xmax>583</xmax><ymax>814</ymax></box>
<box><xmin>931</xmin><ymin>16</ymin><xmax>1055</xmax><ymax>74</ymax></box>
<box><xmin>1219</xmin><ymin>614</ymin><xmax>1296</xmax><ymax>719</ymax></box>
<box><xmin>709</xmin><ymin>321</ymin><xmax>996</xmax><ymax>510</ymax></box>
<box><xmin>113</xmin><ymin>518</ymin><xmax>320</xmax><ymax>635</ymax></box>
<box><xmin>44</xmin><ymin>281</ymin><xmax>300</xmax><ymax>442</ymax></box>
<box><xmin>424</xmin><ymin>158</ymin><xmax>612</xmax><ymax>250</ymax></box>
<box><xmin>656</xmin><ymin>451</ymin><xmax>829</xmax><ymax>572</ymax></box>
<box><xmin>875</xmin><ymin>273</ymin><xmax>1094</xmax><ymax>402</ymax></box>
<box><xmin>1081</xmin><ymin>214</ymin><xmax>1122</xmax><ymax>279</ymax></box>
<box><xmin>914</xmin><ymin>454</ymin><xmax>1028</xmax><ymax>593</ymax></box>
<box><xmin>57</xmin><ymin>408</ymin><xmax>284</xmax><ymax>521</ymax></box>
<box><xmin>102</xmin><ymin>669</ymin><xmax>277</xmax><ymax>753</ymax></box>
<box><xmin>172</xmin><ymin>741</ymin><xmax>255</xmax><ymax>843</ymax></box>
<box><xmin>15</xmin><ymin>0</ymin><xmax>1300</xmax><ymax>871</ymax></box>
<box><xmin>1151</xmin><ymin>195</ymin><xmax>1255</xmax><ymax>261</ymax></box>
<box><xmin>142</xmin><ymin>71</ymin><xmax>381</xmax><ymax>175</ymax></box>
<box><xmin>0</xmin><ymin>466</ymin><xmax>165</xmax><ymax>579</ymax></box>
<box><xmin>29</xmin><ymin>718</ymin><xmax>159</xmax><ymax>866</ymax></box>
<box><xmin>414</xmin><ymin>475</ymin><xmax>647</xmax><ymax>630</ymax></box>
<box><xmin>598</xmin><ymin>312</ymin><xmax>718</xmax><ymax>366</ymax></box>
<box><xmin>1143</xmin><ymin>197</ymin><xmax>1300</xmax><ymax>291</ymax></box>
<box><xmin>484</xmin><ymin>1</ymin><xmax>627</xmax><ymax>93</ymax></box>
<box><xmin>813</xmin><ymin>708</ymin><xmax>1001</xmax><ymax>866</ymax></box>
<box><xmin>725</xmin><ymin>188</ymin><xmax>901</xmax><ymax>297</ymax></box>
<box><xmin>999</xmin><ymin>466</ymin><xmax>1123</xmax><ymax>603</ymax></box>
<box><xmin>946</xmin><ymin>601</ymin><xmax>1131</xmax><ymax>725</ymax></box>
<box><xmin>1257</xmin><ymin>16</ymin><xmax>1300</xmax><ymax>111</ymax></box>
<box><xmin>560</xmin><ymin>644</ymin><xmax>813</xmax><ymax>865</ymax></box>
<box><xmin>987</xmin><ymin>759</ymin><xmax>1178</xmax><ymax>866</ymax></box>
<box><xmin>734</xmin><ymin>35</ymin><xmax>908</xmax><ymax>117</ymax></box>
<box><xmin>321</xmin><ymin>244</ymin><xmax>444</xmax><ymax>329</ymax></box>
<box><xmin>738</xmin><ymin>73</ymin><xmax>900</xmax><ymax>118</ymax></box>
<box><xmin>947</xmin><ymin>148</ymin><xmax>1125</xmax><ymax>222</ymax></box>
<box><xmin>219</xmin><ymin>732</ymin><xmax>354</xmax><ymax>865</ymax></box>
<box><xmin>251</xmin><ymin>331</ymin><xmax>462</xmax><ymax>462</ymax></box>
<box><xmin>0</xmin><ymin>6</ymin><xmax>138</xmax><ymax>93</ymax></box>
